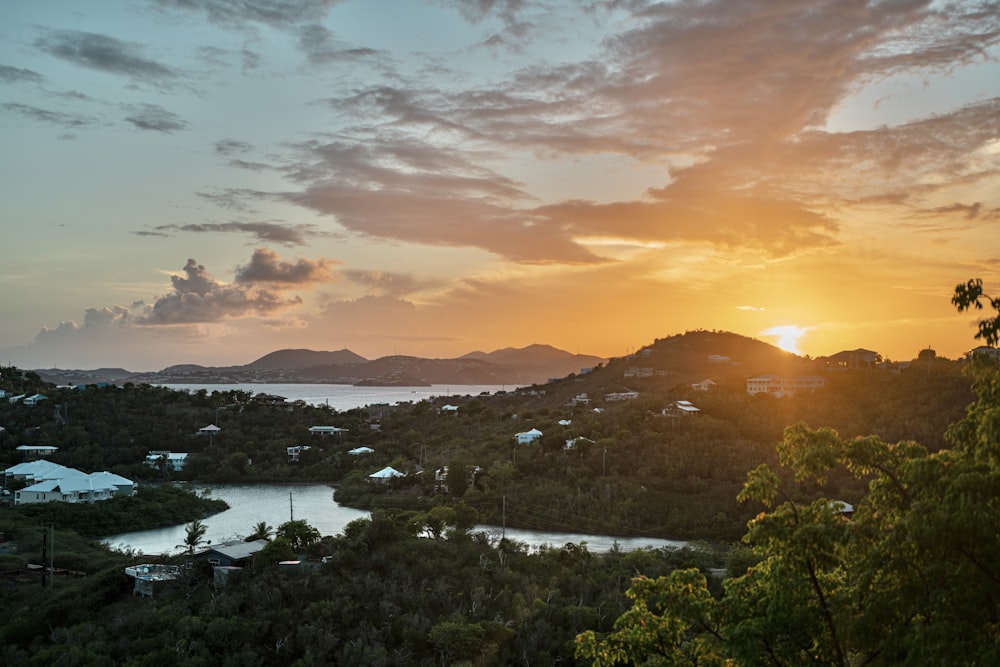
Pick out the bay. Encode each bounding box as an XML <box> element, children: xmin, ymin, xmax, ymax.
<box><xmin>159</xmin><ymin>383</ymin><xmax>518</xmax><ymax>411</ymax></box>
<box><xmin>103</xmin><ymin>484</ymin><xmax>687</xmax><ymax>556</ymax></box>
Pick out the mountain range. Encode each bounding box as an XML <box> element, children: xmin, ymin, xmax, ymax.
<box><xmin>31</xmin><ymin>344</ymin><xmax>607</xmax><ymax>387</ymax></box>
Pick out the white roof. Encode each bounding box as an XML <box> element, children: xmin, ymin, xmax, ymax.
<box><xmin>309</xmin><ymin>425</ymin><xmax>348</xmax><ymax>432</ymax></box>
<box><xmin>348</xmin><ymin>447</ymin><xmax>374</xmax><ymax>455</ymax></box>
<box><xmin>199</xmin><ymin>424</ymin><xmax>221</xmax><ymax>432</ymax></box>
<box><xmin>4</xmin><ymin>460</ymin><xmax>84</xmax><ymax>481</ymax></box>
<box><xmin>518</xmin><ymin>428</ymin><xmax>543</xmax><ymax>436</ymax></box>
<box><xmin>369</xmin><ymin>466</ymin><xmax>404</xmax><ymax>479</ymax></box>
<box><xmin>89</xmin><ymin>471</ymin><xmax>135</xmax><ymax>486</ymax></box>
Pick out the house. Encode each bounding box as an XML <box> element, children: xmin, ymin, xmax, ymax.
<box><xmin>368</xmin><ymin>466</ymin><xmax>404</xmax><ymax>483</ymax></box>
<box><xmin>309</xmin><ymin>426</ymin><xmax>348</xmax><ymax>437</ymax></box>
<box><xmin>24</xmin><ymin>394</ymin><xmax>48</xmax><ymax>407</ymax></box>
<box><xmin>3</xmin><ymin>460</ymin><xmax>83</xmax><ymax>485</ymax></box>
<box><xmin>672</xmin><ymin>400</ymin><xmax>700</xmax><ymax>414</ymax></box>
<box><xmin>822</xmin><ymin>348</ymin><xmax>880</xmax><ymax>370</ymax></box>
<box><xmin>691</xmin><ymin>379</ymin><xmax>716</xmax><ymax>392</ymax></box>
<box><xmin>89</xmin><ymin>471</ymin><xmax>137</xmax><ymax>497</ymax></box>
<box><xmin>192</xmin><ymin>540</ymin><xmax>268</xmax><ymax>568</ymax></box>
<box><xmin>624</xmin><ymin>367</ymin><xmax>653</xmax><ymax>378</ymax></box>
<box><xmin>145</xmin><ymin>451</ymin><xmax>188</xmax><ymax>472</ymax></box>
<box><xmin>604</xmin><ymin>391</ymin><xmax>639</xmax><ymax>401</ymax></box>
<box><xmin>747</xmin><ymin>375</ymin><xmax>826</xmax><ymax>397</ymax></box>
<box><xmin>348</xmin><ymin>446</ymin><xmax>374</xmax><ymax>455</ymax></box>
<box><xmin>197</xmin><ymin>424</ymin><xmax>221</xmax><ymax>436</ymax></box>
<box><xmin>515</xmin><ymin>428</ymin><xmax>543</xmax><ymax>445</ymax></box>
<box><xmin>564</xmin><ymin>436</ymin><xmax>594</xmax><ymax>450</ymax></box>
<box><xmin>286</xmin><ymin>445</ymin><xmax>311</xmax><ymax>462</ymax></box>
<box><xmin>558</xmin><ymin>419</ymin><xmax>572</xmax><ymax>426</ymax></box>
<box><xmin>968</xmin><ymin>346</ymin><xmax>1000</xmax><ymax>361</ymax></box>
<box><xmin>15</xmin><ymin>445</ymin><xmax>58</xmax><ymax>459</ymax></box>
<box><xmin>707</xmin><ymin>354</ymin><xmax>730</xmax><ymax>364</ymax></box>
<box><xmin>8</xmin><ymin>394</ymin><xmax>25</xmax><ymax>405</ymax></box>
<box><xmin>14</xmin><ymin>470</ymin><xmax>135</xmax><ymax>505</ymax></box>
<box><xmin>569</xmin><ymin>393</ymin><xmax>590</xmax><ymax>406</ymax></box>
<box><xmin>439</xmin><ymin>404</ymin><xmax>459</xmax><ymax>414</ymax></box>
<box><xmin>125</xmin><ymin>563</ymin><xmax>182</xmax><ymax>597</ymax></box>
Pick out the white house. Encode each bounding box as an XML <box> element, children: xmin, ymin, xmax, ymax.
<box><xmin>673</xmin><ymin>400</ymin><xmax>700</xmax><ymax>414</ymax></box>
<box><xmin>198</xmin><ymin>424</ymin><xmax>221</xmax><ymax>436</ymax></box>
<box><xmin>368</xmin><ymin>466</ymin><xmax>404</xmax><ymax>483</ymax></box>
<box><xmin>15</xmin><ymin>470</ymin><xmax>135</xmax><ymax>505</ymax></box>
<box><xmin>8</xmin><ymin>394</ymin><xmax>25</xmax><ymax>404</ymax></box>
<box><xmin>515</xmin><ymin>428</ymin><xmax>543</xmax><ymax>444</ymax></box>
<box><xmin>3</xmin><ymin>460</ymin><xmax>83</xmax><ymax>485</ymax></box>
<box><xmin>439</xmin><ymin>404</ymin><xmax>459</xmax><ymax>414</ymax></box>
<box><xmin>24</xmin><ymin>394</ymin><xmax>48</xmax><ymax>407</ymax></box>
<box><xmin>348</xmin><ymin>447</ymin><xmax>374</xmax><ymax>455</ymax></box>
<box><xmin>286</xmin><ymin>445</ymin><xmax>311</xmax><ymax>462</ymax></box>
<box><xmin>309</xmin><ymin>426</ymin><xmax>348</xmax><ymax>437</ymax></box>
<box><xmin>691</xmin><ymin>379</ymin><xmax>716</xmax><ymax>392</ymax></box>
<box><xmin>145</xmin><ymin>451</ymin><xmax>188</xmax><ymax>472</ymax></box>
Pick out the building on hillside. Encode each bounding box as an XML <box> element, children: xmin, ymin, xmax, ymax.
<box><xmin>125</xmin><ymin>564</ymin><xmax>182</xmax><ymax>598</ymax></box>
<box><xmin>747</xmin><ymin>375</ymin><xmax>826</xmax><ymax>397</ymax></box>
<box><xmin>368</xmin><ymin>466</ymin><xmax>405</xmax><ymax>484</ymax></box>
<box><xmin>821</xmin><ymin>348</ymin><xmax>880</xmax><ymax>370</ymax></box>
<box><xmin>309</xmin><ymin>426</ymin><xmax>348</xmax><ymax>437</ymax></box>
<box><xmin>8</xmin><ymin>394</ymin><xmax>25</xmax><ymax>405</ymax></box>
<box><xmin>145</xmin><ymin>451</ymin><xmax>188</xmax><ymax>472</ymax></box>
<box><xmin>691</xmin><ymin>379</ymin><xmax>716</xmax><ymax>392</ymax></box>
<box><xmin>439</xmin><ymin>404</ymin><xmax>459</xmax><ymax>414</ymax></box>
<box><xmin>24</xmin><ymin>394</ymin><xmax>48</xmax><ymax>407</ymax></box>
<box><xmin>15</xmin><ymin>445</ymin><xmax>58</xmax><ymax>459</ymax></box>
<box><xmin>568</xmin><ymin>394</ymin><xmax>590</xmax><ymax>406</ymax></box>
<box><xmin>967</xmin><ymin>346</ymin><xmax>1000</xmax><ymax>361</ymax></box>
<box><xmin>286</xmin><ymin>445</ymin><xmax>311</xmax><ymax>462</ymax></box>
<box><xmin>604</xmin><ymin>391</ymin><xmax>640</xmax><ymax>401</ymax></box>
<box><xmin>197</xmin><ymin>424</ymin><xmax>221</xmax><ymax>436</ymax></box>
<box><xmin>14</xmin><ymin>470</ymin><xmax>136</xmax><ymax>505</ymax></box>
<box><xmin>624</xmin><ymin>367</ymin><xmax>653</xmax><ymax>378</ymax></box>
<box><xmin>3</xmin><ymin>460</ymin><xmax>82</xmax><ymax>485</ymax></box>
<box><xmin>348</xmin><ymin>446</ymin><xmax>374</xmax><ymax>455</ymax></box>
<box><xmin>191</xmin><ymin>540</ymin><xmax>268</xmax><ymax>568</ymax></box>
<box><xmin>515</xmin><ymin>428</ymin><xmax>543</xmax><ymax>444</ymax></box>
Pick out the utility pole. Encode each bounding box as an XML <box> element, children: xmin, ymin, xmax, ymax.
<box><xmin>41</xmin><ymin>527</ymin><xmax>47</xmax><ymax>587</ymax></box>
<box><xmin>502</xmin><ymin>495</ymin><xmax>506</xmax><ymax>539</ymax></box>
<box><xmin>289</xmin><ymin>492</ymin><xmax>294</xmax><ymax>522</ymax></box>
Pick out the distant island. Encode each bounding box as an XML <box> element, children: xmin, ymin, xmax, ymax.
<box><xmin>31</xmin><ymin>343</ymin><xmax>607</xmax><ymax>387</ymax></box>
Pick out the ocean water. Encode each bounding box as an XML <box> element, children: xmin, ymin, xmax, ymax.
<box><xmin>159</xmin><ymin>383</ymin><xmax>517</xmax><ymax>411</ymax></box>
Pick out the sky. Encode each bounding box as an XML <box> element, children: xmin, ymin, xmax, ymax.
<box><xmin>1</xmin><ymin>0</ymin><xmax>998</xmax><ymax>371</ymax></box>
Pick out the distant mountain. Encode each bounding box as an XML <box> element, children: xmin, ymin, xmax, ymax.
<box><xmin>248</xmin><ymin>348</ymin><xmax>368</xmax><ymax>370</ymax></box>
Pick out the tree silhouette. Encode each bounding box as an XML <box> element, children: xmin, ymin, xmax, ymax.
<box><xmin>177</xmin><ymin>519</ymin><xmax>208</xmax><ymax>555</ymax></box>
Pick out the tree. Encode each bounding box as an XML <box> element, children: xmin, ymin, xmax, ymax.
<box><xmin>578</xmin><ymin>280</ymin><xmax>1000</xmax><ymax>666</ymax></box>
<box><xmin>245</xmin><ymin>521</ymin><xmax>273</xmax><ymax>542</ymax></box>
<box><xmin>177</xmin><ymin>519</ymin><xmax>208</xmax><ymax>555</ymax></box>
<box><xmin>275</xmin><ymin>519</ymin><xmax>321</xmax><ymax>552</ymax></box>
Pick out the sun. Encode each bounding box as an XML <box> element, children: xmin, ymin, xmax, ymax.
<box><xmin>761</xmin><ymin>325</ymin><xmax>808</xmax><ymax>355</ymax></box>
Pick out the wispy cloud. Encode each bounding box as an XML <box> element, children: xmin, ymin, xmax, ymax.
<box><xmin>123</xmin><ymin>103</ymin><xmax>188</xmax><ymax>132</ymax></box>
<box><xmin>3</xmin><ymin>102</ymin><xmax>94</xmax><ymax>128</ymax></box>
<box><xmin>34</xmin><ymin>30</ymin><xmax>179</xmax><ymax>83</ymax></box>
<box><xmin>149</xmin><ymin>221</ymin><xmax>324</xmax><ymax>245</ymax></box>
<box><xmin>0</xmin><ymin>65</ymin><xmax>44</xmax><ymax>84</ymax></box>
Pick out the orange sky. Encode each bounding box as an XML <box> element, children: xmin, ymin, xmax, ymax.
<box><xmin>1</xmin><ymin>1</ymin><xmax>998</xmax><ymax>370</ymax></box>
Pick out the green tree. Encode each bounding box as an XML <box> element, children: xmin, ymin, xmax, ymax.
<box><xmin>578</xmin><ymin>280</ymin><xmax>1000</xmax><ymax>666</ymax></box>
<box><xmin>177</xmin><ymin>519</ymin><xmax>208</xmax><ymax>555</ymax></box>
<box><xmin>275</xmin><ymin>519</ymin><xmax>321</xmax><ymax>551</ymax></box>
<box><xmin>245</xmin><ymin>521</ymin><xmax>273</xmax><ymax>542</ymax></box>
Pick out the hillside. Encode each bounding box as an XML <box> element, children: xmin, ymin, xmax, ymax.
<box><xmin>248</xmin><ymin>348</ymin><xmax>368</xmax><ymax>369</ymax></box>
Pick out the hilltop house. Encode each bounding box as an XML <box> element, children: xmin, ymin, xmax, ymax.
<box><xmin>24</xmin><ymin>394</ymin><xmax>48</xmax><ymax>407</ymax></box>
<box><xmin>15</xmin><ymin>445</ymin><xmax>58</xmax><ymax>459</ymax></box>
<box><xmin>368</xmin><ymin>466</ymin><xmax>404</xmax><ymax>484</ymax></box>
<box><xmin>747</xmin><ymin>375</ymin><xmax>826</xmax><ymax>397</ymax></box>
<box><xmin>515</xmin><ymin>428</ymin><xmax>543</xmax><ymax>445</ymax></box>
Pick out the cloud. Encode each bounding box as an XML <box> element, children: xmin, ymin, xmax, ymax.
<box><xmin>297</xmin><ymin>23</ymin><xmax>380</xmax><ymax>65</ymax></box>
<box><xmin>123</xmin><ymin>103</ymin><xmax>188</xmax><ymax>132</ymax></box>
<box><xmin>0</xmin><ymin>65</ymin><xmax>44</xmax><ymax>84</ymax></box>
<box><xmin>234</xmin><ymin>247</ymin><xmax>339</xmax><ymax>284</ymax></box>
<box><xmin>138</xmin><ymin>258</ymin><xmax>304</xmax><ymax>325</ymax></box>
<box><xmin>151</xmin><ymin>0</ymin><xmax>337</xmax><ymax>29</ymax></box>
<box><xmin>34</xmin><ymin>30</ymin><xmax>178</xmax><ymax>82</ymax></box>
<box><xmin>3</xmin><ymin>102</ymin><xmax>94</xmax><ymax>128</ymax></box>
<box><xmin>214</xmin><ymin>138</ymin><xmax>253</xmax><ymax>155</ymax></box>
<box><xmin>150</xmin><ymin>221</ymin><xmax>323</xmax><ymax>245</ymax></box>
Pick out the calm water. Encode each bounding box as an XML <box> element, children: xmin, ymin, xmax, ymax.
<box><xmin>103</xmin><ymin>484</ymin><xmax>687</xmax><ymax>556</ymax></box>
<box><xmin>160</xmin><ymin>383</ymin><xmax>517</xmax><ymax>411</ymax></box>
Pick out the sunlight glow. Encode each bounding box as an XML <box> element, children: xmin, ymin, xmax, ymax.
<box><xmin>761</xmin><ymin>325</ymin><xmax>808</xmax><ymax>354</ymax></box>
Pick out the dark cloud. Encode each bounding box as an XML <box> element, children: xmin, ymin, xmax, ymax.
<box><xmin>214</xmin><ymin>138</ymin><xmax>253</xmax><ymax>155</ymax></box>
<box><xmin>2</xmin><ymin>102</ymin><xmax>93</xmax><ymax>128</ymax></box>
<box><xmin>234</xmin><ymin>247</ymin><xmax>338</xmax><ymax>284</ymax></box>
<box><xmin>34</xmin><ymin>30</ymin><xmax>178</xmax><ymax>81</ymax></box>
<box><xmin>138</xmin><ymin>257</ymin><xmax>303</xmax><ymax>325</ymax></box>
<box><xmin>123</xmin><ymin>104</ymin><xmax>188</xmax><ymax>132</ymax></box>
<box><xmin>228</xmin><ymin>159</ymin><xmax>272</xmax><ymax>171</ymax></box>
<box><xmin>0</xmin><ymin>65</ymin><xmax>44</xmax><ymax>84</ymax></box>
<box><xmin>151</xmin><ymin>221</ymin><xmax>319</xmax><ymax>245</ymax></box>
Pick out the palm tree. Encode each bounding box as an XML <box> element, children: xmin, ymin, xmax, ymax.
<box><xmin>245</xmin><ymin>520</ymin><xmax>273</xmax><ymax>542</ymax></box>
<box><xmin>177</xmin><ymin>519</ymin><xmax>208</xmax><ymax>554</ymax></box>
